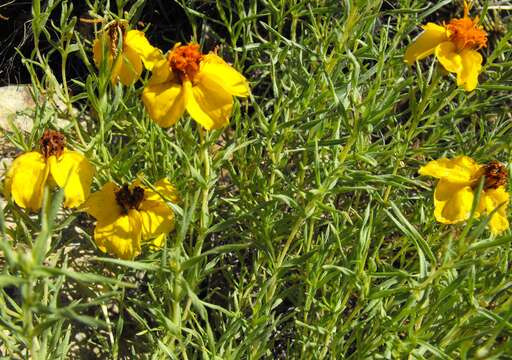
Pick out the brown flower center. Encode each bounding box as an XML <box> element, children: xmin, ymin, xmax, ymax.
<box><xmin>168</xmin><ymin>44</ymin><xmax>203</xmax><ymax>83</ymax></box>
<box><xmin>484</xmin><ymin>161</ymin><xmax>508</xmax><ymax>190</ymax></box>
<box><xmin>115</xmin><ymin>184</ymin><xmax>145</xmax><ymax>214</ymax></box>
<box><xmin>39</xmin><ymin>130</ymin><xmax>65</xmax><ymax>159</ymax></box>
<box><xmin>446</xmin><ymin>5</ymin><xmax>487</xmax><ymax>51</ymax></box>
<box><xmin>106</xmin><ymin>21</ymin><xmax>128</xmax><ymax>56</ymax></box>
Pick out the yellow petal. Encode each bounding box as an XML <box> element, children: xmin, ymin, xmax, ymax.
<box><xmin>124</xmin><ymin>30</ymin><xmax>163</xmax><ymax>70</ymax></box>
<box><xmin>93</xmin><ymin>34</ymin><xmax>119</xmax><ymax>75</ymax></box>
<box><xmin>115</xmin><ymin>45</ymin><xmax>143</xmax><ymax>85</ymax></box>
<box><xmin>433</xmin><ymin>180</ymin><xmax>474</xmax><ymax>224</ymax></box>
<box><xmin>92</xmin><ymin>36</ymin><xmax>112</xmax><ymax>67</ymax></box>
<box><xmin>185</xmin><ymin>80</ymin><xmax>233</xmax><ymax>130</ymax></box>
<box><xmin>199</xmin><ymin>53</ymin><xmax>250</xmax><ymax>97</ymax></box>
<box><xmin>94</xmin><ymin>210</ymin><xmax>142</xmax><ymax>260</ymax></box>
<box><xmin>145</xmin><ymin>178</ymin><xmax>179</xmax><ymax>203</ymax></box>
<box><xmin>93</xmin><ymin>32</ymin><xmax>141</xmax><ymax>85</ymax></box>
<box><xmin>6</xmin><ymin>152</ymin><xmax>49</xmax><ymax>211</ymax></box>
<box><xmin>48</xmin><ymin>150</ymin><xmax>95</xmax><ymax>208</ymax></box>
<box><xmin>457</xmin><ymin>49</ymin><xmax>482</xmax><ymax>92</ymax></box>
<box><xmin>92</xmin><ymin>38</ymin><xmax>103</xmax><ymax>67</ymax></box>
<box><xmin>147</xmin><ymin>58</ymin><xmax>174</xmax><ymax>85</ymax></box>
<box><xmin>139</xmin><ymin>202</ymin><xmax>174</xmax><ymax>240</ymax></box>
<box><xmin>82</xmin><ymin>182</ymin><xmax>122</xmax><ymax>224</ymax></box>
<box><xmin>483</xmin><ymin>187</ymin><xmax>509</xmax><ymax>235</ymax></box>
<box><xmin>93</xmin><ymin>35</ymin><xmax>123</xmax><ymax>84</ymax></box>
<box><xmin>139</xmin><ymin>179</ymin><xmax>176</xmax><ymax>240</ymax></box>
<box><xmin>148</xmin><ymin>233</ymin><xmax>167</xmax><ymax>249</ymax></box>
<box><xmin>435</xmin><ymin>41</ymin><xmax>463</xmax><ymax>74</ymax></box>
<box><xmin>142</xmin><ymin>81</ymin><xmax>187</xmax><ymax>127</ymax></box>
<box><xmin>419</xmin><ymin>156</ymin><xmax>482</xmax><ymax>184</ymax></box>
<box><xmin>404</xmin><ymin>23</ymin><xmax>448</xmax><ymax>65</ymax></box>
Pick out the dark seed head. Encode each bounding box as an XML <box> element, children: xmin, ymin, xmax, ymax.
<box><xmin>106</xmin><ymin>21</ymin><xmax>128</xmax><ymax>56</ymax></box>
<box><xmin>39</xmin><ymin>130</ymin><xmax>66</xmax><ymax>159</ymax></box>
<box><xmin>115</xmin><ymin>184</ymin><xmax>145</xmax><ymax>214</ymax></box>
<box><xmin>484</xmin><ymin>161</ymin><xmax>508</xmax><ymax>190</ymax></box>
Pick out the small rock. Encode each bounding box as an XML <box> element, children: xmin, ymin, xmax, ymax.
<box><xmin>0</xmin><ymin>85</ymin><xmax>35</xmax><ymax>133</ymax></box>
<box><xmin>0</xmin><ymin>84</ymin><xmax>75</xmax><ymax>134</ymax></box>
<box><xmin>107</xmin><ymin>303</ymin><xmax>120</xmax><ymax>315</ymax></box>
<box><xmin>75</xmin><ymin>332</ymin><xmax>87</xmax><ymax>342</ymax></box>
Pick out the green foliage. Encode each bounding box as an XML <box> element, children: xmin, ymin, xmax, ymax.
<box><xmin>1</xmin><ymin>0</ymin><xmax>511</xmax><ymax>358</ymax></box>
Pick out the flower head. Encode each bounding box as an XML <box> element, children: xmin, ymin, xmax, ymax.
<box><xmin>419</xmin><ymin>156</ymin><xmax>509</xmax><ymax>235</ymax></box>
<box><xmin>404</xmin><ymin>2</ymin><xmax>488</xmax><ymax>91</ymax></box>
<box><xmin>168</xmin><ymin>43</ymin><xmax>203</xmax><ymax>82</ymax></box>
<box><xmin>82</xmin><ymin>179</ymin><xmax>177</xmax><ymax>259</ymax></box>
<box><xmin>445</xmin><ymin>10</ymin><xmax>487</xmax><ymax>51</ymax></box>
<box><xmin>142</xmin><ymin>43</ymin><xmax>250</xmax><ymax>130</ymax></box>
<box><xmin>4</xmin><ymin>130</ymin><xmax>95</xmax><ymax>211</ymax></box>
<box><xmin>93</xmin><ymin>20</ymin><xmax>162</xmax><ymax>85</ymax></box>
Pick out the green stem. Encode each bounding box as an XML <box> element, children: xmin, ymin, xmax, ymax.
<box><xmin>23</xmin><ymin>278</ymin><xmax>36</xmax><ymax>359</ymax></box>
<box><xmin>61</xmin><ymin>50</ymin><xmax>86</xmax><ymax>146</ymax></box>
<box><xmin>194</xmin><ymin>129</ymin><xmax>211</xmax><ymax>257</ymax></box>
<box><xmin>170</xmin><ymin>275</ymin><xmax>182</xmax><ymax>351</ymax></box>
<box><xmin>60</xmin><ymin>51</ymin><xmax>71</xmax><ymax>115</ymax></box>
<box><xmin>383</xmin><ymin>69</ymin><xmax>441</xmax><ymax>203</ymax></box>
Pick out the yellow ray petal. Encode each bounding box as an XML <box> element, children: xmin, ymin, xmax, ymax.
<box><xmin>139</xmin><ymin>179</ymin><xmax>176</xmax><ymax>241</ymax></box>
<box><xmin>139</xmin><ymin>202</ymin><xmax>174</xmax><ymax>241</ymax></box>
<box><xmin>419</xmin><ymin>156</ymin><xmax>482</xmax><ymax>184</ymax></box>
<box><xmin>115</xmin><ymin>45</ymin><xmax>143</xmax><ymax>85</ymax></box>
<box><xmin>82</xmin><ymin>182</ymin><xmax>122</xmax><ymax>224</ymax></box>
<box><xmin>48</xmin><ymin>150</ymin><xmax>95</xmax><ymax>208</ymax></box>
<box><xmin>6</xmin><ymin>152</ymin><xmax>49</xmax><ymax>211</ymax></box>
<box><xmin>148</xmin><ymin>233</ymin><xmax>167</xmax><ymax>249</ymax></box>
<box><xmin>147</xmin><ymin>58</ymin><xmax>174</xmax><ymax>85</ymax></box>
<box><xmin>185</xmin><ymin>80</ymin><xmax>233</xmax><ymax>130</ymax></box>
<box><xmin>433</xmin><ymin>180</ymin><xmax>474</xmax><ymax>224</ymax></box>
<box><xmin>94</xmin><ymin>210</ymin><xmax>142</xmax><ymax>260</ymax></box>
<box><xmin>457</xmin><ymin>49</ymin><xmax>482</xmax><ymax>92</ymax></box>
<box><xmin>142</xmin><ymin>80</ymin><xmax>187</xmax><ymax>127</ymax></box>
<box><xmin>404</xmin><ymin>23</ymin><xmax>448</xmax><ymax>65</ymax></box>
<box><xmin>483</xmin><ymin>187</ymin><xmax>509</xmax><ymax>235</ymax></box>
<box><xmin>435</xmin><ymin>41</ymin><xmax>463</xmax><ymax>74</ymax></box>
<box><xmin>145</xmin><ymin>178</ymin><xmax>179</xmax><ymax>203</ymax></box>
<box><xmin>92</xmin><ymin>38</ymin><xmax>102</xmax><ymax>66</ymax></box>
<box><xmin>92</xmin><ymin>36</ymin><xmax>111</xmax><ymax>67</ymax></box>
<box><xmin>124</xmin><ymin>30</ymin><xmax>163</xmax><ymax>70</ymax></box>
<box><xmin>199</xmin><ymin>53</ymin><xmax>250</xmax><ymax>97</ymax></box>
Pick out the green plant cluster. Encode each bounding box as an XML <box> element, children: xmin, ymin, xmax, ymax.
<box><xmin>0</xmin><ymin>0</ymin><xmax>511</xmax><ymax>359</ymax></box>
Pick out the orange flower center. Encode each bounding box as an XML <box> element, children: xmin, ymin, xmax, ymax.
<box><xmin>168</xmin><ymin>44</ymin><xmax>203</xmax><ymax>83</ymax></box>
<box><xmin>115</xmin><ymin>185</ymin><xmax>145</xmax><ymax>214</ymax></box>
<box><xmin>446</xmin><ymin>6</ymin><xmax>487</xmax><ymax>51</ymax></box>
<box><xmin>484</xmin><ymin>161</ymin><xmax>508</xmax><ymax>190</ymax></box>
<box><xmin>39</xmin><ymin>130</ymin><xmax>65</xmax><ymax>159</ymax></box>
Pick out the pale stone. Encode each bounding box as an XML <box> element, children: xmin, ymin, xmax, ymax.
<box><xmin>0</xmin><ymin>84</ymin><xmax>75</xmax><ymax>134</ymax></box>
<box><xmin>0</xmin><ymin>85</ymin><xmax>36</xmax><ymax>133</ymax></box>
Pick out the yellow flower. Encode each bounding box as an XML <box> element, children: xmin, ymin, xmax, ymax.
<box><xmin>3</xmin><ymin>130</ymin><xmax>95</xmax><ymax>211</ymax></box>
<box><xmin>404</xmin><ymin>2</ymin><xmax>488</xmax><ymax>91</ymax></box>
<box><xmin>93</xmin><ymin>20</ymin><xmax>162</xmax><ymax>85</ymax></box>
<box><xmin>419</xmin><ymin>156</ymin><xmax>509</xmax><ymax>235</ymax></box>
<box><xmin>82</xmin><ymin>179</ymin><xmax>177</xmax><ymax>259</ymax></box>
<box><xmin>142</xmin><ymin>43</ymin><xmax>250</xmax><ymax>130</ymax></box>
